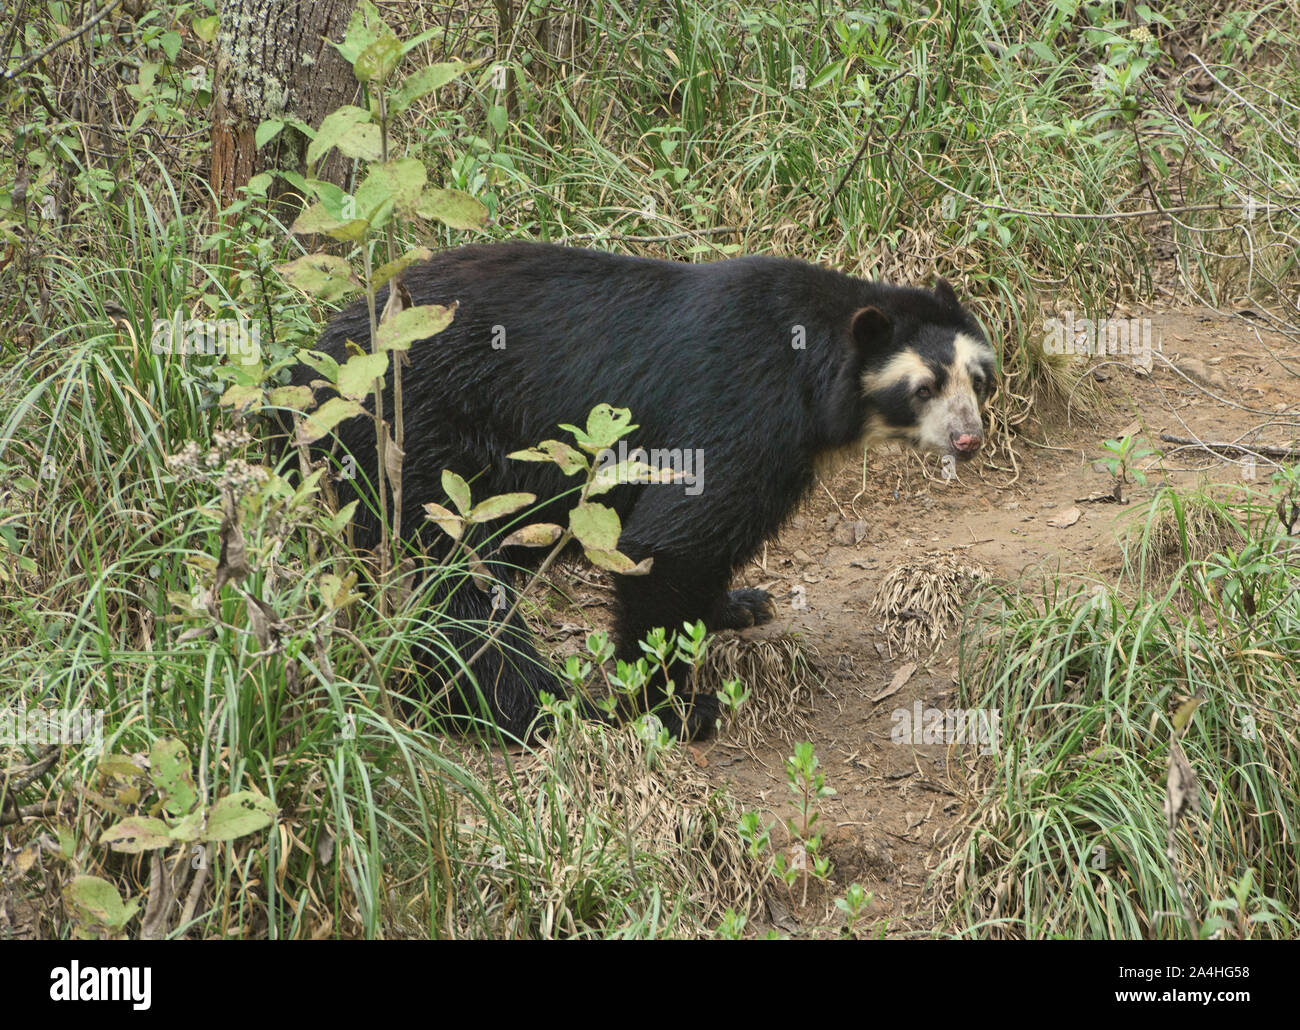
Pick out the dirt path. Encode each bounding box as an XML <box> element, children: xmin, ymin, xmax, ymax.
<box><xmin>540</xmin><ymin>305</ymin><xmax>1300</xmax><ymax>936</ymax></box>
<box><xmin>696</xmin><ymin>306</ymin><xmax>1300</xmax><ymax>937</ymax></box>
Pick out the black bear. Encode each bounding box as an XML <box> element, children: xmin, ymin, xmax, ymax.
<box><xmin>294</xmin><ymin>242</ymin><xmax>996</xmax><ymax>740</ymax></box>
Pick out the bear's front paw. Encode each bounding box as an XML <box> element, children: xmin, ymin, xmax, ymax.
<box><xmin>710</xmin><ymin>587</ymin><xmax>776</xmax><ymax>630</ymax></box>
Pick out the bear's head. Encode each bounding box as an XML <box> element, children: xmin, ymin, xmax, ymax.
<box><xmin>853</xmin><ymin>280</ymin><xmax>996</xmax><ymax>462</ymax></box>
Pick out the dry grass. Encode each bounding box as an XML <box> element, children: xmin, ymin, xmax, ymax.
<box><xmin>868</xmin><ymin>549</ymin><xmax>994</xmax><ymax>658</ymax></box>
<box><xmin>706</xmin><ymin>635</ymin><xmax>821</xmax><ymax>750</ymax></box>
<box><xmin>442</xmin><ymin>717</ymin><xmax>764</xmax><ymax>938</ymax></box>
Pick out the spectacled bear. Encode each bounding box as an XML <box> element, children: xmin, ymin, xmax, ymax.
<box><xmin>294</xmin><ymin>242</ymin><xmax>995</xmax><ymax>740</ymax></box>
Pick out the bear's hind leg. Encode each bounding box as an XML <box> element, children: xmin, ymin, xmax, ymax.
<box><xmin>611</xmin><ymin>555</ymin><xmax>736</xmax><ymax>739</ymax></box>
<box><xmin>412</xmin><ymin>573</ymin><xmax>567</xmax><ymax>742</ymax></box>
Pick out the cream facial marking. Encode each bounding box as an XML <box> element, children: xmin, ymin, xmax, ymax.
<box><xmin>860</xmin><ymin>331</ymin><xmax>995</xmax><ymax>460</ymax></box>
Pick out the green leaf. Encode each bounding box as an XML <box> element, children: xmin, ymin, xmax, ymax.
<box><xmin>1027</xmin><ymin>41</ymin><xmax>1056</xmax><ymax>64</ymax></box>
<box><xmin>423</xmin><ymin>502</ymin><xmax>464</xmax><ymax>541</ymax></box>
<box><xmin>307</xmin><ymin>106</ymin><xmax>380</xmax><ymax>167</ymax></box>
<box><xmin>290</xmin><ymin>202</ymin><xmax>369</xmax><ymax>241</ymax></box>
<box><xmin>563</xmin><ymin>404</ymin><xmax>637</xmax><ymax>453</ymax></box>
<box><xmin>372</xmin><ymin>246</ymin><xmax>433</xmax><ymax>290</ymax></box>
<box><xmin>1171</xmin><ymin>695</ymin><xmax>1202</xmax><ymax>732</ymax></box>
<box><xmin>64</xmin><ymin>876</ymin><xmax>139</xmax><ymax>931</ymax></box>
<box><xmin>355</xmin><ymin>33</ymin><xmax>404</xmax><ymax>83</ymax></box>
<box><xmin>467</xmin><ymin>492</ymin><xmax>536</xmax><ymax>523</ymax></box>
<box><xmin>335</xmin><ymin>0</ymin><xmax>390</xmax><ymax>65</ymax></box>
<box><xmin>570</xmin><ymin>501</ymin><xmax>621</xmax><ymax>552</ymax></box>
<box><xmin>268</xmin><ymin>384</ymin><xmax>318</xmax><ymax>411</ymax></box>
<box><xmin>399</xmin><ymin>26</ymin><xmax>449</xmax><ymax>56</ymax></box>
<box><xmin>586</xmin><ymin>548</ymin><xmax>654</xmax><ymax>575</ymax></box>
<box><xmin>508</xmin><ymin>439</ymin><xmax>587</xmax><ymax>475</ymax></box>
<box><xmin>326</xmin><ymin>501</ymin><xmax>360</xmax><ymax>539</ymax></box>
<box><xmin>192</xmin><ymin>15</ymin><xmax>219</xmax><ymax>42</ymax></box>
<box><xmin>501</xmin><ymin>523</ymin><xmax>563</xmax><ymax>548</ymax></box>
<box><xmin>318</xmin><ymin>571</ymin><xmax>361</xmax><ymax>609</ymax></box>
<box><xmin>390</xmin><ymin>60</ymin><xmax>472</xmax><ymax>115</ymax></box>
<box><xmin>276</xmin><ymin>254</ymin><xmax>360</xmax><ymax>301</ymax></box>
<box><xmin>295</xmin><ymin>397</ymin><xmax>366</xmax><ymax>446</ymax></box>
<box><xmin>99</xmin><ymin>817</ymin><xmax>172</xmax><ymax>853</ymax></box>
<box><xmin>590</xmin><ymin>458</ymin><xmax>675</xmax><ymax>496</ymax></box>
<box><xmin>246</xmin><ymin>172</ymin><xmax>274</xmax><ymax>196</ymax></box>
<box><xmin>415</xmin><ymin>187</ymin><xmax>487</xmax><ymax>231</ymax></box>
<box><xmin>808</xmin><ymin>61</ymin><xmax>844</xmax><ymax>89</ymax></box>
<box><xmin>336</xmin><ymin>351</ymin><xmax>389</xmax><ymax>400</ymax></box>
<box><xmin>98</xmin><ymin>754</ymin><xmax>143</xmax><ymax>779</ymax></box>
<box><xmin>168</xmin><ymin>810</ymin><xmax>204</xmax><ymax>843</ymax></box>
<box><xmin>375</xmin><ymin>303</ymin><xmax>455</xmax><ymax>351</ymax></box>
<box><xmin>305</xmin><ymin>179</ymin><xmax>351</xmax><ymax>214</ymax></box>
<box><xmin>160</xmin><ymin>31</ymin><xmax>182</xmax><ymax>63</ymax></box>
<box><xmin>255</xmin><ymin>119</ymin><xmax>285</xmax><ymax>151</ymax></box>
<box><xmin>221</xmin><ymin>383</ymin><xmax>262</xmax><ymax>412</ymax></box>
<box><xmin>151</xmin><ymin>739</ymin><xmax>198</xmax><ymax>817</ymax></box>
<box><xmin>442</xmin><ymin>470</ymin><xmax>471</xmax><ymax>515</ymax></box>
<box><xmin>205</xmin><ymin>792</ymin><xmax>277</xmax><ymax>842</ymax></box>
<box><xmin>296</xmin><ymin>348</ymin><xmax>340</xmax><ymax>384</ymax></box>
<box><xmin>354</xmin><ymin>158</ymin><xmax>428</xmax><ymax>228</ymax></box>
<box><xmin>486</xmin><ymin>104</ymin><xmax>508</xmax><ymax>135</ymax></box>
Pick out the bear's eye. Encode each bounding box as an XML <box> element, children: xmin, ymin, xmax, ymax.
<box><xmin>915</xmin><ymin>385</ymin><xmax>933</xmax><ymax>401</ymax></box>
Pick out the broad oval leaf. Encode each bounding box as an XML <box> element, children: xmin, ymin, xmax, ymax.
<box><xmin>64</xmin><ymin>875</ymin><xmax>139</xmax><ymax>931</ymax></box>
<box><xmin>583</xmin><ymin>404</ymin><xmax>637</xmax><ymax>451</ymax></box>
<box><xmin>441</xmin><ymin>470</ymin><xmax>471</xmax><ymax>515</ymax></box>
<box><xmin>354</xmin><ymin>33</ymin><xmax>403</xmax><ymax>83</ymax></box>
<box><xmin>151</xmin><ymin>739</ymin><xmax>198</xmax><ymax>817</ymax></box>
<box><xmin>586</xmin><ymin>549</ymin><xmax>654</xmax><ymax>575</ymax></box>
<box><xmin>415</xmin><ymin>187</ymin><xmax>488</xmax><ymax>231</ymax></box>
<box><xmin>375</xmin><ymin>303</ymin><xmax>455</xmax><ymax>351</ymax></box>
<box><xmin>355</xmin><ymin>158</ymin><xmax>427</xmax><ymax>228</ymax></box>
<box><xmin>501</xmin><ymin>523</ymin><xmax>564</xmax><ymax>548</ymax></box>
<box><xmin>508</xmin><ymin>439</ymin><xmax>587</xmax><ymax>475</ymax></box>
<box><xmin>307</xmin><ymin>105</ymin><xmax>378</xmax><ymax>167</ymax></box>
<box><xmin>267</xmin><ymin>384</ymin><xmax>316</xmax><ymax>410</ymax></box>
<box><xmin>389</xmin><ymin>60</ymin><xmax>471</xmax><ymax>115</ymax></box>
<box><xmin>277</xmin><ymin>254</ymin><xmax>360</xmax><ymax>301</ymax></box>
<box><xmin>99</xmin><ymin>817</ymin><xmax>172</xmax><ymax>853</ymax></box>
<box><xmin>205</xmin><ymin>791</ymin><xmax>277</xmax><ymax>842</ymax></box>
<box><xmin>291</xmin><ymin>201</ymin><xmax>369</xmax><ymax>241</ymax></box>
<box><xmin>423</xmin><ymin>502</ymin><xmax>463</xmax><ymax>541</ymax></box>
<box><xmin>569</xmin><ymin>501</ymin><xmax>621</xmax><ymax>552</ymax></box>
<box><xmin>467</xmin><ymin>492</ymin><xmax>535</xmax><ymax>523</ymax></box>
<box><xmin>295</xmin><ymin>397</ymin><xmax>365</xmax><ymax>446</ymax></box>
<box><xmin>336</xmin><ymin>351</ymin><xmax>389</xmax><ymax>400</ymax></box>
<box><xmin>373</xmin><ymin>246</ymin><xmax>434</xmax><ymax>290</ymax></box>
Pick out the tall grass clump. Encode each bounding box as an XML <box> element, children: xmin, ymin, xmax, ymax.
<box><xmin>939</xmin><ymin>474</ymin><xmax>1300</xmax><ymax>938</ymax></box>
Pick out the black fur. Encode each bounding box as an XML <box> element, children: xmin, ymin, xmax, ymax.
<box><xmin>294</xmin><ymin>242</ymin><xmax>986</xmax><ymax>740</ymax></box>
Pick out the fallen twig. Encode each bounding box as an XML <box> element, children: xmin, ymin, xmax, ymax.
<box><xmin>1158</xmin><ymin>433</ymin><xmax>1300</xmax><ymax>460</ymax></box>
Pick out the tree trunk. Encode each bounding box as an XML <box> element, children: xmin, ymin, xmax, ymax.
<box><xmin>211</xmin><ymin>0</ymin><xmax>359</xmax><ymax>211</ymax></box>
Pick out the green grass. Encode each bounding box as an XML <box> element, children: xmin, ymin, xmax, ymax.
<box><xmin>943</xmin><ymin>502</ymin><xmax>1300</xmax><ymax>938</ymax></box>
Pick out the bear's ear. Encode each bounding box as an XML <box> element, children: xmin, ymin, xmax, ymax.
<box><xmin>850</xmin><ymin>306</ymin><xmax>891</xmax><ymax>353</ymax></box>
<box><xmin>934</xmin><ymin>278</ymin><xmax>959</xmax><ymax>307</ymax></box>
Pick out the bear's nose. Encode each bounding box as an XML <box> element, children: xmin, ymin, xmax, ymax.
<box><xmin>951</xmin><ymin>432</ymin><xmax>982</xmax><ymax>453</ymax></box>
